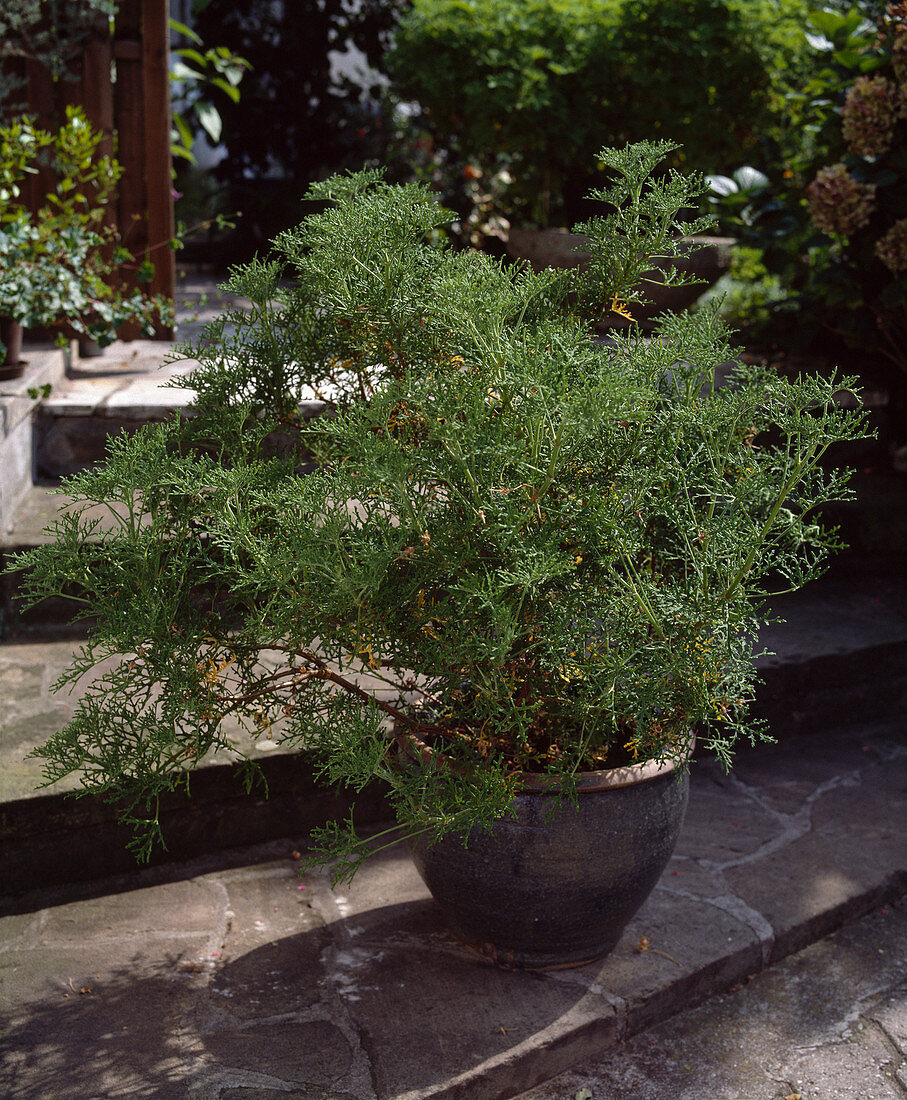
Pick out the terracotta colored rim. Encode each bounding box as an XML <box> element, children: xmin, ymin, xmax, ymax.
<box><xmin>519</xmin><ymin>739</ymin><xmax>694</xmax><ymax>794</ymax></box>
<box><xmin>397</xmin><ymin>730</ymin><xmax>694</xmax><ymax>793</ymax></box>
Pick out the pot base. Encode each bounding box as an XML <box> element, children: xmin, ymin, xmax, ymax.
<box><xmin>449</xmin><ymin>930</ymin><xmax>613</xmax><ymax>971</ymax></box>
<box><xmin>411</xmin><ymin>763</ymin><xmax>690</xmax><ymax>969</ymax></box>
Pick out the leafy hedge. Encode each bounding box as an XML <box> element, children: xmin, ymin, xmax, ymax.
<box><xmin>388</xmin><ymin>0</ymin><xmax>814</xmax><ymax>225</ymax></box>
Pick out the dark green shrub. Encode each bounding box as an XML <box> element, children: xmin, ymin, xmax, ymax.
<box><xmin>386</xmin><ymin>0</ymin><xmax>813</xmax><ymax>228</ymax></box>
<box><xmin>388</xmin><ymin>0</ymin><xmax>621</xmax><ymax>227</ymax></box>
<box><xmin>612</xmin><ymin>0</ymin><xmax>812</xmax><ymax>174</ymax></box>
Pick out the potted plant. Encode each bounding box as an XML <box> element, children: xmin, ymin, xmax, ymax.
<box><xmin>16</xmin><ymin>142</ymin><xmax>867</xmax><ymax>968</ymax></box>
<box><xmin>0</xmin><ymin>107</ymin><xmax>172</xmax><ymax>378</ymax></box>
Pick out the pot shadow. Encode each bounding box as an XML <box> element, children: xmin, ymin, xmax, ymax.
<box><xmin>0</xmin><ymin>899</ymin><xmax>604</xmax><ymax>1100</ymax></box>
<box><xmin>205</xmin><ymin>893</ymin><xmax>605</xmax><ymax>1099</ymax></box>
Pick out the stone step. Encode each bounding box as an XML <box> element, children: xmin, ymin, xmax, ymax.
<box><xmin>24</xmin><ymin>266</ymin><xmax>249</xmax><ymax>480</ymax></box>
<box><xmin>33</xmin><ymin>343</ymin><xmax>198</xmax><ymax>480</ymax></box>
<box><xmin>0</xmin><ymin>634</ymin><xmax>403</xmax><ymax>901</ymax></box>
<box><xmin>1</xmin><ymin>718</ymin><xmax>904</xmax><ymax>1098</ymax></box>
<box><xmin>0</xmin><ymin>486</ymin><xmax>121</xmax><ymax>635</ymax></box>
<box><xmin>513</xmin><ymin>899</ymin><xmax>907</xmax><ymax>1100</ymax></box>
<box><xmin>2</xmin><ymin>561</ymin><xmax>906</xmax><ymax>903</ymax></box>
<box><xmin>1</xmin><ymin>265</ymin><xmax>228</xmax><ymax>500</ymax></box>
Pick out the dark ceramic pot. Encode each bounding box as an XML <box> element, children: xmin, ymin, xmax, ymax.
<box><xmin>505</xmin><ymin>228</ymin><xmax>734</xmax><ymax>326</ymax></box>
<box><xmin>77</xmin><ymin>337</ymin><xmax>104</xmax><ymax>359</ymax></box>
<box><xmin>0</xmin><ymin>318</ymin><xmax>24</xmax><ymax>381</ymax></box>
<box><xmin>410</xmin><ymin>753</ymin><xmax>690</xmax><ymax>970</ymax></box>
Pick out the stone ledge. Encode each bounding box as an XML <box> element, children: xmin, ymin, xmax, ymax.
<box><xmin>0</xmin><ymin>722</ymin><xmax>903</xmax><ymax>1099</ymax></box>
<box><xmin>0</xmin><ymin>752</ymin><xmax>391</xmax><ymax>913</ymax></box>
<box><xmin>0</xmin><ymin>345</ymin><xmax>70</xmax><ymax>535</ymax></box>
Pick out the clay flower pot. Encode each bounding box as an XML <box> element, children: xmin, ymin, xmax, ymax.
<box><xmin>410</xmin><ymin>749</ymin><xmax>690</xmax><ymax>970</ymax></box>
<box><xmin>0</xmin><ymin>318</ymin><xmax>25</xmax><ymax>381</ymax></box>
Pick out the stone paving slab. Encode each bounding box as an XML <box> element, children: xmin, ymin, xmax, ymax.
<box><xmin>0</xmin><ymin>720</ymin><xmax>904</xmax><ymax>1099</ymax></box>
<box><xmin>515</xmin><ymin>899</ymin><xmax>907</xmax><ymax>1100</ymax></box>
<box><xmin>41</xmin><ymin>344</ymin><xmax>198</xmax><ymax>417</ymax></box>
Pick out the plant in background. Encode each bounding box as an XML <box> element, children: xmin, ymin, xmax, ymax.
<box><xmin>705</xmin><ymin>3</ymin><xmax>907</xmax><ymax>402</ymax></box>
<box><xmin>796</xmin><ymin>4</ymin><xmax>907</xmax><ymax>383</ymax></box>
<box><xmin>0</xmin><ymin>0</ymin><xmax>118</xmax><ymax>110</ymax></box>
<box><xmin>840</xmin><ymin>71</ymin><xmax>903</xmax><ymax>154</ymax></box>
<box><xmin>0</xmin><ymin>107</ymin><xmax>172</xmax><ymax>349</ymax></box>
<box><xmin>387</xmin><ymin>0</ymin><xmax>814</xmax><ymax>234</ymax></box>
<box><xmin>611</xmin><ymin>0</ymin><xmax>813</xmax><ymax>174</ymax></box>
<box><xmin>167</xmin><ymin>16</ymin><xmax>250</xmax><ymax>262</ymax></box>
<box><xmin>168</xmin><ymin>18</ymin><xmax>251</xmax><ymax>168</ymax></box>
<box><xmin>13</xmin><ymin>142</ymin><xmax>867</xmax><ymax>877</ymax></box>
<box><xmin>806</xmin><ymin>162</ymin><xmax>878</xmax><ymax>235</ymax></box>
<box><xmin>387</xmin><ymin>0</ymin><xmax>621</xmax><ymax>230</ymax></box>
<box><xmin>697</xmin><ymin>246</ymin><xmax>788</xmax><ymax>334</ymax></box>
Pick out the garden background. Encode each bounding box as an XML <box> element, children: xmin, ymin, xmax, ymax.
<box><xmin>1</xmin><ymin>0</ymin><xmax>906</xmax><ymax>434</ymax></box>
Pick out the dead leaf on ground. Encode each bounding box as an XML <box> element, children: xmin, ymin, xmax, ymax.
<box><xmin>634</xmin><ymin>935</ymin><xmax>683</xmax><ymax>968</ymax></box>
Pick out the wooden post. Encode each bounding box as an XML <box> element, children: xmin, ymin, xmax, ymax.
<box><xmin>113</xmin><ymin>0</ymin><xmax>175</xmax><ymax>336</ymax></box>
<box><xmin>113</xmin><ymin>0</ymin><xmax>145</xmax><ymax>258</ymax></box>
<box><xmin>141</xmin><ymin>0</ymin><xmax>175</xmax><ymax>328</ymax></box>
<box><xmin>79</xmin><ymin>19</ymin><xmax>115</xmax><ymax>155</ymax></box>
<box><xmin>21</xmin><ymin>59</ymin><xmax>56</xmax><ymax>214</ymax></box>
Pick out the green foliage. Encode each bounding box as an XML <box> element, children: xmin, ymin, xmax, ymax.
<box><xmin>0</xmin><ymin>0</ymin><xmax>118</xmax><ymax>108</ymax></box>
<box><xmin>168</xmin><ymin>18</ymin><xmax>251</xmax><ymax>165</ymax></box>
<box><xmin>15</xmin><ymin>142</ymin><xmax>868</xmax><ymax>876</ymax></box>
<box><xmin>0</xmin><ymin>108</ymin><xmax>171</xmax><ymax>342</ymax></box>
<box><xmin>612</xmin><ymin>0</ymin><xmax>812</xmax><ymax>173</ymax></box>
<box><xmin>708</xmin><ymin>4</ymin><xmax>907</xmax><ymax>384</ymax></box>
<box><xmin>388</xmin><ymin>0</ymin><xmax>620</xmax><ymax>227</ymax></box>
<box><xmin>697</xmin><ymin>246</ymin><xmax>788</xmax><ymax>332</ymax></box>
<box><xmin>572</xmin><ymin>141</ymin><xmax>715</xmax><ymax>317</ymax></box>
<box><xmin>386</xmin><ymin>0</ymin><xmax>814</xmax><ymax>228</ymax></box>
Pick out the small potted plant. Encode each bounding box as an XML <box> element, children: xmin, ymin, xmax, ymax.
<box><xmin>0</xmin><ymin>107</ymin><xmax>172</xmax><ymax>379</ymax></box>
<box><xmin>16</xmin><ymin>142</ymin><xmax>867</xmax><ymax>968</ymax></box>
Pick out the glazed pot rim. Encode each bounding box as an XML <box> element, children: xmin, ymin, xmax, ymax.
<box><xmin>397</xmin><ymin>730</ymin><xmax>694</xmax><ymax>794</ymax></box>
<box><xmin>519</xmin><ymin>738</ymin><xmax>694</xmax><ymax>793</ymax></box>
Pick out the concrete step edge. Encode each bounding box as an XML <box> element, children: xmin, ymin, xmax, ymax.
<box><xmin>2</xmin><ymin>747</ymin><xmax>904</xmax><ymax>1100</ymax></box>
<box><xmin>439</xmin><ymin>877</ymin><xmax>907</xmax><ymax>1100</ymax></box>
<box><xmin>0</xmin><ymin>752</ymin><xmax>390</xmax><ymax>914</ymax></box>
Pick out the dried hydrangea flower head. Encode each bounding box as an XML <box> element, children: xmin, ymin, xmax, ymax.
<box><xmin>806</xmin><ymin>164</ymin><xmax>876</xmax><ymax>236</ymax></box>
<box><xmin>875</xmin><ymin>217</ymin><xmax>907</xmax><ymax>272</ymax></box>
<box><xmin>841</xmin><ymin>75</ymin><xmax>904</xmax><ymax>157</ymax></box>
